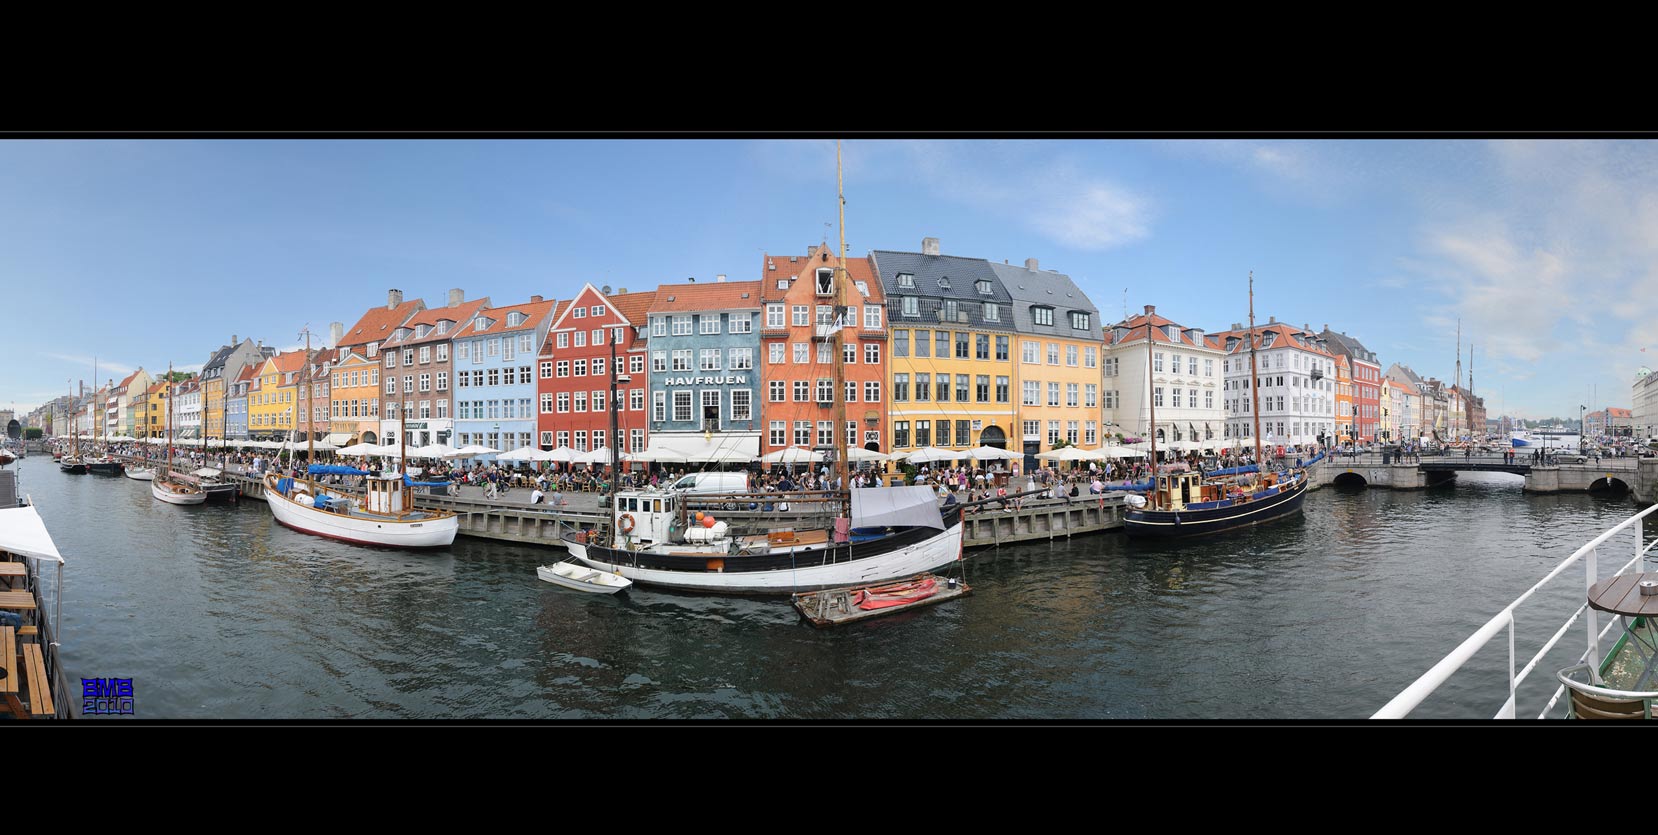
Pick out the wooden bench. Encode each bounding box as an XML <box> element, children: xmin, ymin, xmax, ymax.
<box><xmin>21</xmin><ymin>642</ymin><xmax>52</xmax><ymax>717</ymax></box>
<box><xmin>0</xmin><ymin>626</ymin><xmax>15</xmax><ymax>695</ymax></box>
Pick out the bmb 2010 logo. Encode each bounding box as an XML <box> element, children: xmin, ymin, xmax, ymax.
<box><xmin>82</xmin><ymin>678</ymin><xmax>135</xmax><ymax>716</ymax></box>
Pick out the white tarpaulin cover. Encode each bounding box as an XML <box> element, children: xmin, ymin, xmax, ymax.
<box><xmin>636</xmin><ymin>434</ymin><xmax>758</xmax><ymax>463</ymax></box>
<box><xmin>850</xmin><ymin>485</ymin><xmax>944</xmax><ymax>531</ymax></box>
<box><xmin>0</xmin><ymin>504</ymin><xmax>64</xmax><ymax>564</ymax></box>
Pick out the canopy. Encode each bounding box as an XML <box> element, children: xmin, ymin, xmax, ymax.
<box><xmin>1038</xmin><ymin>446</ymin><xmax>1104</xmax><ymax>462</ymax></box>
<box><xmin>635</xmin><ymin>434</ymin><xmax>758</xmax><ymax>463</ymax></box>
<box><xmin>308</xmin><ymin>464</ymin><xmax>369</xmax><ymax>476</ymax></box>
<box><xmin>453</xmin><ymin>444</ymin><xmax>501</xmax><ymax>456</ymax></box>
<box><xmin>191</xmin><ymin>468</ymin><xmax>223</xmax><ymax>478</ymax></box>
<box><xmin>410</xmin><ymin>443</ymin><xmax>460</xmax><ymax>459</ymax></box>
<box><xmin>0</xmin><ymin>504</ymin><xmax>64</xmax><ymax>564</ymax></box>
<box><xmin>903</xmin><ymin>447</ymin><xmax>962</xmax><ymax>464</ymax></box>
<box><xmin>1100</xmin><ymin>444</ymin><xmax>1146</xmax><ymax>458</ymax></box>
<box><xmin>851</xmin><ymin>485</ymin><xmax>945</xmax><ymax>532</ymax></box>
<box><xmin>323</xmin><ymin>433</ymin><xmax>354</xmax><ymax>446</ymax></box>
<box><xmin>966</xmin><ymin>445</ymin><xmax>1022</xmax><ymax>461</ymax></box>
<box><xmin>497</xmin><ymin>446</ymin><xmax>545</xmax><ymax>462</ymax></box>
<box><xmin>540</xmin><ymin>446</ymin><xmax>576</xmax><ymax>463</ymax></box>
<box><xmin>577</xmin><ymin>445</ymin><xmax>625</xmax><ymax>465</ymax></box>
<box><xmin>336</xmin><ymin>442</ymin><xmax>381</xmax><ymax>456</ymax></box>
<box><xmin>761</xmin><ymin>446</ymin><xmax>823</xmax><ymax>464</ymax></box>
<box><xmin>843</xmin><ymin>446</ymin><xmax>891</xmax><ymax>462</ymax></box>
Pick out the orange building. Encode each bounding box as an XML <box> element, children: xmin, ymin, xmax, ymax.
<box><xmin>1334</xmin><ymin>354</ymin><xmax>1354</xmax><ymax>442</ymax></box>
<box><xmin>758</xmin><ymin>246</ymin><xmax>888</xmax><ymax>460</ymax></box>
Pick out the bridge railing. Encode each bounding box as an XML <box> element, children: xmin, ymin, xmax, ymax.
<box><xmin>1372</xmin><ymin>501</ymin><xmax>1658</xmax><ymax>719</ymax></box>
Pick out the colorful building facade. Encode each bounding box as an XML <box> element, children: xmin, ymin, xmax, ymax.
<box><xmin>374</xmin><ymin>289</ymin><xmax>488</xmax><ymax>448</ymax></box>
<box><xmin>328</xmin><ymin>350</ymin><xmax>382</xmax><ymax>445</ymax></box>
<box><xmin>993</xmin><ymin>258</ymin><xmax>1104</xmax><ymax>460</ymax></box>
<box><xmin>537</xmin><ymin>284</ymin><xmax>655</xmax><ymax>457</ymax></box>
<box><xmin>645</xmin><ymin>280</ymin><xmax>762</xmax><ymax>458</ymax></box>
<box><xmin>448</xmin><ymin>297</ymin><xmax>557</xmax><ymax>458</ymax></box>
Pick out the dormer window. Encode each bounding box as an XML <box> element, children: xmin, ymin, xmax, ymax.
<box><xmin>854</xmin><ymin>281</ymin><xmax>869</xmax><ymax>297</ymax></box>
<box><xmin>937</xmin><ymin>276</ymin><xmax>951</xmax><ymax>289</ymax></box>
<box><xmin>897</xmin><ymin>272</ymin><xmax>915</xmax><ymax>288</ymax></box>
<box><xmin>437</xmin><ymin>320</ymin><xmax>450</xmax><ymax>334</ymax></box>
<box><xmin>508</xmin><ymin>312</ymin><xmax>525</xmax><ymax>327</ymax></box>
<box><xmin>416</xmin><ymin>324</ymin><xmax>430</xmax><ymax>338</ymax></box>
<box><xmin>1070</xmin><ymin>312</ymin><xmax>1090</xmax><ymax>330</ymax></box>
<box><xmin>475</xmin><ymin>318</ymin><xmax>489</xmax><ymax>332</ymax></box>
<box><xmin>816</xmin><ymin>268</ymin><xmax>834</xmax><ymax>296</ymax></box>
<box><xmin>1032</xmin><ymin>306</ymin><xmax>1054</xmax><ymax>326</ymax></box>
<box><xmin>976</xmin><ymin>280</ymin><xmax>992</xmax><ymax>295</ymax></box>
<box><xmin>777</xmin><ymin>279</ymin><xmax>789</xmax><ymax>290</ymax></box>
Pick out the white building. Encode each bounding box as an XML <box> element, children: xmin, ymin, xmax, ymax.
<box><xmin>1102</xmin><ymin>305</ymin><xmax>1228</xmax><ymax>452</ymax></box>
<box><xmin>1212</xmin><ymin>319</ymin><xmax>1337</xmax><ymax>449</ymax></box>
<box><xmin>1633</xmin><ymin>367</ymin><xmax>1658</xmax><ymax>441</ymax></box>
<box><xmin>177</xmin><ymin>379</ymin><xmax>203</xmax><ymax>440</ymax></box>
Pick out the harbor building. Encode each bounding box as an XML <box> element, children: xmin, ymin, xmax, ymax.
<box><xmin>201</xmin><ymin>338</ymin><xmax>274</xmax><ymax>446</ymax></box>
<box><xmin>537</xmin><ymin>283</ymin><xmax>655</xmax><ymax>457</ymax></box>
<box><xmin>1102</xmin><ymin>305</ymin><xmax>1227</xmax><ymax>453</ymax></box>
<box><xmin>758</xmin><ymin>249</ymin><xmax>887</xmax><ymax>461</ymax></box>
<box><xmin>1334</xmin><ymin>355</ymin><xmax>1353</xmax><ymax>443</ymax></box>
<box><xmin>1318</xmin><ymin>326</ymin><xmax>1383</xmax><ymax>443</ymax></box>
<box><xmin>226</xmin><ymin>364</ymin><xmax>255</xmax><ymax>441</ymax></box>
<box><xmin>1635</xmin><ymin>368</ymin><xmax>1658</xmax><ymax>441</ymax></box>
<box><xmin>1212</xmin><ymin>319</ymin><xmax>1337</xmax><ymax>449</ymax></box>
<box><xmin>143</xmin><ymin>380</ymin><xmax>170</xmax><ymax>439</ymax></box>
<box><xmin>327</xmin><ymin>350</ymin><xmax>382</xmax><ymax>445</ymax></box>
<box><xmin>176</xmin><ymin>378</ymin><xmax>203</xmax><ymax>441</ymax></box>
<box><xmin>249</xmin><ymin>351</ymin><xmax>308</xmax><ymax>441</ymax></box>
<box><xmin>644</xmin><ymin>279</ymin><xmax>762</xmax><ymax>460</ymax></box>
<box><xmin>296</xmin><ymin>357</ymin><xmax>329</xmax><ymax>443</ymax></box>
<box><xmin>331</xmin><ymin>289</ymin><xmax>427</xmax><ymax>369</ymax></box>
<box><xmin>875</xmin><ymin>239</ymin><xmax>1017</xmax><ymax>457</ymax></box>
<box><xmin>374</xmin><ymin>288</ymin><xmax>491</xmax><ymax>448</ymax></box>
<box><xmin>991</xmin><ymin>258</ymin><xmax>1105</xmax><ymax>462</ymax></box>
<box><xmin>448</xmin><ymin>296</ymin><xmax>557</xmax><ymax>459</ymax></box>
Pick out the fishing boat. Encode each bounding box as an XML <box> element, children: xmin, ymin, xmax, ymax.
<box><xmin>183</xmin><ymin>468</ymin><xmax>238</xmax><ymax>502</ymax></box>
<box><xmin>262</xmin><ymin>330</ymin><xmax>458</xmax><ymax>549</ymax></box>
<box><xmin>564</xmin><ymin>142</ymin><xmax>964</xmax><ymax>593</ymax></box>
<box><xmin>1125</xmin><ymin>273</ymin><xmax>1307</xmax><ymax>537</ymax></box>
<box><xmin>86</xmin><ymin>457</ymin><xmax>123</xmax><ymax>476</ymax></box>
<box><xmin>536</xmin><ymin>561</ymin><xmax>632</xmax><ymax>594</ymax></box>
<box><xmin>152</xmin><ymin>363</ymin><xmax>205</xmax><ymax>506</ymax></box>
<box><xmin>793</xmin><ymin>572</ymin><xmax>971</xmax><ymax>628</ymax></box>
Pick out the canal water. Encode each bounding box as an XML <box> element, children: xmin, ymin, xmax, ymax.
<box><xmin>15</xmin><ymin>461</ymin><xmax>1654</xmax><ymax>719</ymax></box>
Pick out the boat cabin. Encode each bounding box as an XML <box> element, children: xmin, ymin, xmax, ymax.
<box><xmin>613</xmin><ymin>490</ymin><xmax>679</xmax><ymax>546</ymax></box>
<box><xmin>364</xmin><ymin>475</ymin><xmax>406</xmax><ymax>515</ymax></box>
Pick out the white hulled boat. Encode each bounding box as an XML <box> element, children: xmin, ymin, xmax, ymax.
<box><xmin>264</xmin><ymin>470</ymin><xmax>458</xmax><ymax>548</ymax></box>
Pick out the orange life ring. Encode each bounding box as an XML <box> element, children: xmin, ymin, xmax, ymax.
<box><xmin>619</xmin><ymin>513</ymin><xmax>636</xmax><ymax>534</ymax></box>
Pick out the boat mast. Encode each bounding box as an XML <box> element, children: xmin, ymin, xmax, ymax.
<box><xmin>302</xmin><ymin>328</ymin><xmax>314</xmax><ymax>484</ymax></box>
<box><xmin>1147</xmin><ymin>314</ymin><xmax>1157</xmax><ymax>468</ymax></box>
<box><xmin>1247</xmin><ymin>272</ymin><xmax>1264</xmax><ymax>469</ymax></box>
<box><xmin>166</xmin><ymin>362</ymin><xmax>174</xmax><ymax>477</ymax></box>
<box><xmin>832</xmin><ymin>140</ymin><xmax>850</xmax><ymax>492</ymax></box>
<box><xmin>609</xmin><ymin>320</ymin><xmax>621</xmax><ymax>517</ymax></box>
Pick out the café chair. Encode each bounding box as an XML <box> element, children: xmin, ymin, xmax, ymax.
<box><xmin>1556</xmin><ymin>663</ymin><xmax>1658</xmax><ymax>720</ymax></box>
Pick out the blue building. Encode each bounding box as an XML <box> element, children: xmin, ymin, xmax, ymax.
<box><xmin>643</xmin><ymin>279</ymin><xmax>761</xmax><ymax>461</ymax></box>
<box><xmin>227</xmin><ymin>364</ymin><xmax>254</xmax><ymax>440</ymax></box>
<box><xmin>443</xmin><ymin>296</ymin><xmax>556</xmax><ymax>462</ymax></box>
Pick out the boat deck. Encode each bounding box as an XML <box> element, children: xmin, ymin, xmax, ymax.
<box><xmin>1599</xmin><ymin>616</ymin><xmax>1658</xmax><ymax>691</ymax></box>
<box><xmin>792</xmin><ymin>574</ymin><xmax>971</xmax><ymax>628</ymax></box>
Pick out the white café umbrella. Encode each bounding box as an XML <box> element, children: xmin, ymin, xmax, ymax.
<box><xmin>843</xmin><ymin>446</ymin><xmax>891</xmax><ymax>462</ymax></box>
<box><xmin>577</xmin><ymin>445</ymin><xmax>627</xmax><ymax>465</ymax></box>
<box><xmin>539</xmin><ymin>446</ymin><xmax>576</xmax><ymax>463</ymax></box>
<box><xmin>903</xmin><ymin>447</ymin><xmax>962</xmax><ymax>464</ymax></box>
<box><xmin>761</xmin><ymin>446</ymin><xmax>823</xmax><ymax>464</ymax></box>
<box><xmin>496</xmin><ymin>446</ymin><xmax>544</xmax><ymax>462</ymax></box>
<box><xmin>453</xmin><ymin>444</ymin><xmax>500</xmax><ymax>457</ymax></box>
<box><xmin>336</xmin><ymin>442</ymin><xmax>381</xmax><ymax>456</ymax></box>
<box><xmin>411</xmin><ymin>443</ymin><xmax>460</xmax><ymax>459</ymax></box>
<box><xmin>967</xmin><ymin>445</ymin><xmax>1023</xmax><ymax>461</ymax></box>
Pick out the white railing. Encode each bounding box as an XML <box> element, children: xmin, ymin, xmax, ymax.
<box><xmin>1373</xmin><ymin>501</ymin><xmax>1658</xmax><ymax>719</ymax></box>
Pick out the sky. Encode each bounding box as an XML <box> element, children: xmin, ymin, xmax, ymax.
<box><xmin>3</xmin><ymin>137</ymin><xmax>1654</xmax><ymax>421</ymax></box>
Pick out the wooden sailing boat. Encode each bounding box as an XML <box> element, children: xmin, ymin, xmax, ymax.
<box><xmin>152</xmin><ymin>363</ymin><xmax>206</xmax><ymax>505</ymax></box>
<box><xmin>262</xmin><ymin>331</ymin><xmax>458</xmax><ymax>548</ymax></box>
<box><xmin>59</xmin><ymin>380</ymin><xmax>87</xmax><ymax>474</ymax></box>
<box><xmin>1123</xmin><ymin>273</ymin><xmax>1308</xmax><ymax>537</ymax></box>
<box><xmin>564</xmin><ymin>140</ymin><xmax>965</xmax><ymax>593</ymax></box>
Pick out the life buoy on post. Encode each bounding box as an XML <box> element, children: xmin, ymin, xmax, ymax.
<box><xmin>619</xmin><ymin>513</ymin><xmax>637</xmax><ymax>534</ymax></box>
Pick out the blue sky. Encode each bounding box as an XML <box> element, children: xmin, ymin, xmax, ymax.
<box><xmin>3</xmin><ymin>138</ymin><xmax>1654</xmax><ymax>420</ymax></box>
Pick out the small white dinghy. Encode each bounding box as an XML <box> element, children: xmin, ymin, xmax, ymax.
<box><xmin>125</xmin><ymin>466</ymin><xmax>156</xmax><ymax>481</ymax></box>
<box><xmin>536</xmin><ymin>561</ymin><xmax>632</xmax><ymax>594</ymax></box>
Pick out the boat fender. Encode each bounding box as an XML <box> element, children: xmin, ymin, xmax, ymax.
<box><xmin>619</xmin><ymin>513</ymin><xmax>637</xmax><ymax>534</ymax></box>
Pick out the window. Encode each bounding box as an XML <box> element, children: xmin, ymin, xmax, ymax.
<box><xmin>845</xmin><ymin>381</ymin><xmax>856</xmax><ymax>403</ymax></box>
<box><xmin>592</xmin><ymin>390</ymin><xmax>606</xmax><ymax>413</ymax></box>
<box><xmin>673</xmin><ymin>391</ymin><xmax>693</xmax><ymax>422</ymax></box>
<box><xmin>588</xmin><ymin>305</ymin><xmax>604</xmax><ymax>318</ymax></box>
<box><xmin>976</xmin><ymin>375</ymin><xmax>989</xmax><ymax>402</ymax></box>
<box><xmin>865</xmin><ymin>343</ymin><xmax>880</xmax><ymax>364</ymax></box>
<box><xmin>630</xmin><ymin>389</ymin><xmax>643</xmax><ymax>411</ymax></box>
<box><xmin>1155</xmin><ymin>387</ymin><xmax>1165</xmax><ymax>407</ymax></box>
<box><xmin>1070</xmin><ymin>312</ymin><xmax>1090</xmax><ymax>330</ymax></box>
<box><xmin>650</xmin><ymin>353</ymin><xmax>665</xmax><ymax>373</ymax></box>
<box><xmin>1067</xmin><ymin>421</ymin><xmax>1079</xmax><ymax>444</ymax></box>
<box><xmin>573</xmin><ymin>430</ymin><xmax>587</xmax><ymax>452</ymax></box>
<box><xmin>402</xmin><ymin>349</ymin><xmax>414</xmax><ymax>367</ymax></box>
<box><xmin>1033</xmin><ymin>307</ymin><xmax>1054</xmax><ymax>326</ymax></box>
<box><xmin>897</xmin><ymin>272</ymin><xmax>914</xmax><ymax>288</ymax></box>
<box><xmin>539</xmin><ymin>361</ymin><xmax>553</xmax><ymax>379</ymax></box>
<box><xmin>894</xmin><ymin>374</ymin><xmax>909</xmax><ymax>401</ymax></box>
<box><xmin>816</xmin><ymin>305</ymin><xmax>834</xmax><ymax>326</ymax></box>
<box><xmin>1189</xmin><ymin>390</ymin><xmax>1198</xmax><ymax>408</ymax></box>
<box><xmin>1048</xmin><ymin>343</ymin><xmax>1060</xmax><ymax>365</ymax></box>
<box><xmin>573</xmin><ymin>392</ymin><xmax>587</xmax><ymax>412</ymax></box>
<box><xmin>1105</xmin><ymin>390</ymin><xmax>1117</xmax><ymax>409</ymax></box>
<box><xmin>486</xmin><ymin>368</ymin><xmax>500</xmax><ymax>387</ymax></box>
<box><xmin>975</xmin><ymin>279</ymin><xmax>993</xmax><ymax>295</ymax></box>
<box><xmin>730</xmin><ymin>348</ymin><xmax>752</xmax><ymax>370</ymax></box>
<box><xmin>557</xmin><ymin>332</ymin><xmax>569</xmax><ymax>349</ymax></box>
<box><xmin>843</xmin><ymin>343</ymin><xmax>855</xmax><ymax>365</ymax></box>
<box><xmin>817</xmin><ymin>378</ymin><xmax>833</xmax><ymax>403</ymax></box>
<box><xmin>956</xmin><ymin>374</ymin><xmax>970</xmax><ymax>402</ymax></box>
<box><xmin>766</xmin><ymin>304</ymin><xmax>785</xmax><ymax>328</ymax></box>
<box><xmin>1023</xmin><ymin>380</ymin><xmax>1040</xmax><ymax>406</ymax></box>
<box><xmin>893</xmin><ymin>330</ymin><xmax>909</xmax><ymax>358</ymax></box>
<box><xmin>899</xmin><ymin>296</ymin><xmax>918</xmax><ymax>318</ymax></box>
<box><xmin>1085</xmin><ymin>384</ymin><xmax>1097</xmax><ymax>407</ymax></box>
<box><xmin>792</xmin><ymin>305</ymin><xmax>809</xmax><ymax>326</ymax></box>
<box><xmin>816</xmin><ymin>268</ymin><xmax>834</xmax><ymax>295</ymax></box>
<box><xmin>385</xmin><ymin>352</ymin><xmax>396</xmax><ymax>369</ymax></box>
<box><xmin>1048</xmin><ymin>421</ymin><xmax>1061</xmax><ymax>445</ymax></box>
<box><xmin>821</xmin><ymin>342</ymin><xmax>834</xmax><ymax>365</ymax></box>
<box><xmin>572</xmin><ymin>307</ymin><xmax>586</xmax><ymax>320</ymax></box>
<box><xmin>794</xmin><ymin>421</ymin><xmax>812</xmax><ymax>446</ymax></box>
<box><xmin>630</xmin><ymin>356</ymin><xmax>643</xmax><ymax>375</ymax></box>
<box><xmin>793</xmin><ymin>343</ymin><xmax>808</xmax><ymax>364</ymax></box>
<box><xmin>672</xmin><ymin>317</ymin><xmax>692</xmax><ymax>336</ymax></box>
<box><xmin>590</xmin><ymin>358</ymin><xmax>606</xmax><ymax>378</ymax></box>
<box><xmin>540</xmin><ymin>394</ymin><xmax>554</xmax><ymax>414</ymax></box>
<box><xmin>942</xmin><ymin>299</ymin><xmax>958</xmax><ymax>320</ymax></box>
<box><xmin>770</xmin><ymin>421</ymin><xmax>786</xmax><ymax>447</ymax></box>
<box><xmin>1066</xmin><ymin>345</ymin><xmax>1078</xmax><ymax>367</ymax></box>
<box><xmin>955</xmin><ymin>332</ymin><xmax>969</xmax><ymax>359</ymax></box>
<box><xmin>793</xmin><ymin>381</ymin><xmax>809</xmax><ymax>402</ymax></box>
<box><xmin>589</xmin><ymin>329</ymin><xmax>604</xmax><ymax>347</ymax></box>
<box><xmin>700</xmin><ymin>349</ymin><xmax>721</xmax><ymax>371</ymax></box>
<box><xmin>865</xmin><ymin>381</ymin><xmax>880</xmax><ymax>402</ymax></box>
<box><xmin>915</xmin><ymin>420</ymin><xmax>931</xmax><ymax>447</ymax></box>
<box><xmin>630</xmin><ymin>429</ymin><xmax>644</xmax><ymax>453</ymax></box>
<box><xmin>556</xmin><ymin>430</ymin><xmax>570</xmax><ymax>449</ymax></box>
<box><xmin>651</xmin><ymin>318</ymin><xmax>666</xmax><ymax>337</ymax></box>
<box><xmin>1048</xmin><ymin>382</ymin><xmax>1060</xmax><ymax>406</ymax></box>
<box><xmin>403</xmin><ymin>375</ymin><xmax>415</xmax><ymax>394</ymax></box>
<box><xmin>700</xmin><ymin>315</ymin><xmax>721</xmax><ymax>335</ymax></box>
<box><xmin>1067</xmin><ymin>383</ymin><xmax>1079</xmax><ymax>407</ymax></box>
<box><xmin>419</xmin><ymin>373</ymin><xmax>431</xmax><ymax>392</ymax></box>
<box><xmin>914</xmin><ymin>373</ymin><xmax>930</xmax><ymax>402</ymax></box>
<box><xmin>864</xmin><ymin>306</ymin><xmax>880</xmax><ymax>329</ymax></box>
<box><xmin>933</xmin><ymin>330</ymin><xmax>949</xmax><ymax>358</ymax></box>
<box><xmin>732</xmin><ymin>389</ymin><xmax>751</xmax><ymax>421</ymax></box>
<box><xmin>653</xmin><ymin>391</ymin><xmax>665</xmax><ymax>421</ymax></box>
<box><xmin>769</xmin><ymin>343</ymin><xmax>784</xmax><ymax>365</ymax></box>
<box><xmin>894</xmin><ymin>421</ymin><xmax>910</xmax><ymax>448</ymax></box>
<box><xmin>937</xmin><ymin>375</ymin><xmax>950</xmax><ymax>401</ymax></box>
<box><xmin>983</xmin><ymin>302</ymin><xmax>999</xmax><ymax>322</ymax></box>
<box><xmin>672</xmin><ymin>351</ymin><xmax>692</xmax><ymax>372</ymax></box>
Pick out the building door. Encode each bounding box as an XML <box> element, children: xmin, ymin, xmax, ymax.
<box><xmin>1023</xmin><ymin>440</ymin><xmax>1040</xmax><ymax>473</ymax></box>
<box><xmin>980</xmin><ymin>425</ymin><xmax>1007</xmax><ymax>449</ymax></box>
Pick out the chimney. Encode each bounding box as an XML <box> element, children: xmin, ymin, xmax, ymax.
<box><xmin>448</xmin><ymin>288</ymin><xmax>465</xmax><ymax>307</ymax></box>
<box><xmin>618</xmin><ymin>287</ymin><xmax>628</xmax><ymax>294</ymax></box>
<box><xmin>329</xmin><ymin>322</ymin><xmax>344</xmax><ymax>347</ymax></box>
<box><xmin>922</xmin><ymin>237</ymin><xmax>941</xmax><ymax>256</ymax></box>
<box><xmin>232</xmin><ymin>334</ymin><xmax>238</xmax><ymax>347</ymax></box>
<box><xmin>1323</xmin><ymin>323</ymin><xmax>1329</xmax><ymax>332</ymax></box>
<box><xmin>1269</xmin><ymin>316</ymin><xmax>1276</xmax><ymax>324</ymax></box>
<box><xmin>530</xmin><ymin>295</ymin><xmax>543</xmax><ymax>304</ymax></box>
<box><xmin>716</xmin><ymin>274</ymin><xmax>727</xmax><ymax>283</ymax></box>
<box><xmin>1025</xmin><ymin>258</ymin><xmax>1039</xmax><ymax>271</ymax></box>
<box><xmin>1144</xmin><ymin>304</ymin><xmax>1155</xmax><ymax>316</ymax></box>
<box><xmin>388</xmin><ymin>289</ymin><xmax>403</xmax><ymax>310</ymax></box>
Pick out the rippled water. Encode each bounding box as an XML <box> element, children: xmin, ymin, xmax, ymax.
<box><xmin>15</xmin><ymin>459</ymin><xmax>1653</xmax><ymax>719</ymax></box>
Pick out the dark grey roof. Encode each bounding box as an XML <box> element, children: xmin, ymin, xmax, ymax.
<box><xmin>1385</xmin><ymin>362</ymin><xmax>1423</xmax><ymax>386</ymax></box>
<box><xmin>987</xmin><ymin>261</ymin><xmax>1100</xmax><ymax>339</ymax></box>
<box><xmin>202</xmin><ymin>343</ymin><xmax>239</xmax><ymax>378</ymax></box>
<box><xmin>871</xmin><ymin>250</ymin><xmax>1014</xmax><ymax>333</ymax></box>
<box><xmin>1318</xmin><ymin>329</ymin><xmax>1379</xmax><ymax>365</ymax></box>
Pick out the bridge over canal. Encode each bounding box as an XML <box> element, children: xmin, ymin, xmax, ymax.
<box><xmin>1307</xmin><ymin>452</ymin><xmax>1657</xmax><ymax>504</ymax></box>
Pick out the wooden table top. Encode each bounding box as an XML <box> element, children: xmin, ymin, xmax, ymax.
<box><xmin>0</xmin><ymin>591</ymin><xmax>35</xmax><ymax>610</ymax></box>
<box><xmin>0</xmin><ymin>564</ymin><xmax>25</xmax><ymax>577</ymax></box>
<box><xmin>1587</xmin><ymin>573</ymin><xmax>1658</xmax><ymax>618</ymax></box>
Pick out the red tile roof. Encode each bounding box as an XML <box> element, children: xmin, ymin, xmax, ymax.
<box><xmin>116</xmin><ymin>370</ymin><xmax>142</xmax><ymax>390</ymax></box>
<box><xmin>235</xmin><ymin>364</ymin><xmax>259</xmax><ymax>383</ymax></box>
<box><xmin>611</xmin><ymin>290</ymin><xmax>658</xmax><ymax>328</ymax></box>
<box><xmin>762</xmin><ymin>251</ymin><xmax>884</xmax><ymax>304</ymax></box>
<box><xmin>266</xmin><ymin>351</ymin><xmax>310</xmax><ymax>376</ymax></box>
<box><xmin>386</xmin><ymin>298</ymin><xmax>492</xmax><ymax>346</ymax></box>
<box><xmin>1389</xmin><ymin>379</ymin><xmax>1419</xmax><ymax>396</ymax></box>
<box><xmin>648</xmin><ymin>281</ymin><xmax>761</xmax><ymax>313</ymax></box>
<box><xmin>1209</xmin><ymin>322</ymin><xmax>1337</xmax><ymax>358</ymax></box>
<box><xmin>340</xmin><ymin>297</ymin><xmax>426</xmax><ymax>348</ymax></box>
<box><xmin>1609</xmin><ymin>407</ymin><xmax>1632</xmax><ymax>418</ymax></box>
<box><xmin>1106</xmin><ymin>312</ymin><xmax>1212</xmax><ymax>349</ymax></box>
<box><xmin>468</xmin><ymin>299</ymin><xmax>556</xmax><ymax>337</ymax></box>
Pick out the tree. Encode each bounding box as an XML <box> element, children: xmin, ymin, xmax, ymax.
<box><xmin>24</xmin><ymin>428</ymin><xmax>43</xmax><ymax>440</ymax></box>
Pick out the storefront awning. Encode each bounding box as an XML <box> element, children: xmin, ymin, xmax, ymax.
<box><xmin>323</xmin><ymin>433</ymin><xmax>354</xmax><ymax>446</ymax></box>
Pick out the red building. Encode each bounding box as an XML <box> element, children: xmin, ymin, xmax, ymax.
<box><xmin>537</xmin><ymin>283</ymin><xmax>656</xmax><ymax>457</ymax></box>
<box><xmin>758</xmin><ymin>246</ymin><xmax>888</xmax><ymax>461</ymax></box>
<box><xmin>1318</xmin><ymin>326</ymin><xmax>1382</xmax><ymax>443</ymax></box>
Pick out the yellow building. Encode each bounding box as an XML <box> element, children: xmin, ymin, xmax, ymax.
<box><xmin>875</xmin><ymin>243</ymin><xmax>1018</xmax><ymax>455</ymax></box>
<box><xmin>991</xmin><ymin>260</ymin><xmax>1104</xmax><ymax>457</ymax></box>
<box><xmin>144</xmin><ymin>380</ymin><xmax>172</xmax><ymax>439</ymax></box>
<box><xmin>329</xmin><ymin>350</ymin><xmax>383</xmax><ymax>444</ymax></box>
<box><xmin>248</xmin><ymin>351</ymin><xmax>308</xmax><ymax>439</ymax></box>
